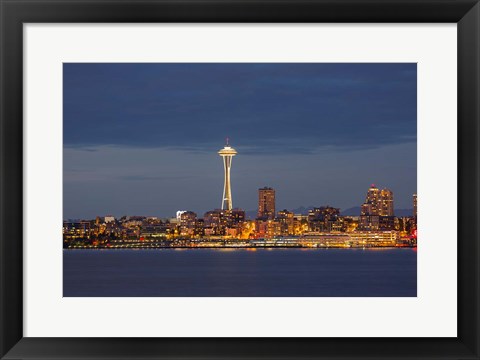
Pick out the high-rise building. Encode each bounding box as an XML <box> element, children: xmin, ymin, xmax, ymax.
<box><xmin>218</xmin><ymin>139</ymin><xmax>237</xmax><ymax>210</ymax></box>
<box><xmin>360</xmin><ymin>184</ymin><xmax>395</xmax><ymax>230</ymax></box>
<box><xmin>361</xmin><ymin>184</ymin><xmax>381</xmax><ymax>215</ymax></box>
<box><xmin>379</xmin><ymin>189</ymin><xmax>394</xmax><ymax>216</ymax></box>
<box><xmin>413</xmin><ymin>193</ymin><xmax>417</xmax><ymax>217</ymax></box>
<box><xmin>361</xmin><ymin>184</ymin><xmax>394</xmax><ymax>216</ymax></box>
<box><xmin>257</xmin><ymin>187</ymin><xmax>276</xmax><ymax>220</ymax></box>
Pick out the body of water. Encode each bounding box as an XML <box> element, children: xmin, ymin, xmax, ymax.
<box><xmin>63</xmin><ymin>248</ymin><xmax>416</xmax><ymax>297</ymax></box>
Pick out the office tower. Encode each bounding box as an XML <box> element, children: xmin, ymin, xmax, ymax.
<box><xmin>257</xmin><ymin>187</ymin><xmax>276</xmax><ymax>220</ymax></box>
<box><xmin>218</xmin><ymin>139</ymin><xmax>237</xmax><ymax>210</ymax></box>
<box><xmin>413</xmin><ymin>193</ymin><xmax>417</xmax><ymax>217</ymax></box>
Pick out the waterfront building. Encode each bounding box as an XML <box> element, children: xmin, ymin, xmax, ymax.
<box><xmin>298</xmin><ymin>230</ymin><xmax>399</xmax><ymax>247</ymax></box>
<box><xmin>255</xmin><ymin>218</ymin><xmax>281</xmax><ymax>238</ymax></box>
<box><xmin>218</xmin><ymin>139</ymin><xmax>237</xmax><ymax>210</ymax></box>
<box><xmin>257</xmin><ymin>187</ymin><xmax>276</xmax><ymax>219</ymax></box>
<box><xmin>63</xmin><ymin>220</ymin><xmax>92</xmax><ymax>240</ymax></box>
<box><xmin>141</xmin><ymin>222</ymin><xmax>169</xmax><ymax>239</ymax></box>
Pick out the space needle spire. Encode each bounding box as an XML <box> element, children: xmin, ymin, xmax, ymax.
<box><xmin>218</xmin><ymin>138</ymin><xmax>237</xmax><ymax>210</ymax></box>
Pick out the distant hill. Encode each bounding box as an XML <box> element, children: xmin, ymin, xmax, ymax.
<box><xmin>289</xmin><ymin>206</ymin><xmax>315</xmax><ymax>215</ymax></box>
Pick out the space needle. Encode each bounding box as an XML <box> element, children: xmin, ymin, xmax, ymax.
<box><xmin>218</xmin><ymin>138</ymin><xmax>237</xmax><ymax>210</ymax></box>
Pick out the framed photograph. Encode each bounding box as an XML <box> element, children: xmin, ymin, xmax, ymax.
<box><xmin>1</xmin><ymin>0</ymin><xmax>479</xmax><ymax>359</ymax></box>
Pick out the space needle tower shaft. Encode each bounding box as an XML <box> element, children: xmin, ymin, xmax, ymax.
<box><xmin>218</xmin><ymin>138</ymin><xmax>237</xmax><ymax>210</ymax></box>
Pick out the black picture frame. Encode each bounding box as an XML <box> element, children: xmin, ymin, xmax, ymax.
<box><xmin>1</xmin><ymin>1</ymin><xmax>479</xmax><ymax>359</ymax></box>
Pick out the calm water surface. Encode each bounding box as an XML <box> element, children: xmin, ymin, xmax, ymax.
<box><xmin>63</xmin><ymin>248</ymin><xmax>416</xmax><ymax>297</ymax></box>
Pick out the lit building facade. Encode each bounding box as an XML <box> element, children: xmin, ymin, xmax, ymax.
<box><xmin>257</xmin><ymin>187</ymin><xmax>276</xmax><ymax>219</ymax></box>
<box><xmin>307</xmin><ymin>206</ymin><xmax>342</xmax><ymax>232</ymax></box>
<box><xmin>361</xmin><ymin>184</ymin><xmax>381</xmax><ymax>215</ymax></box>
<box><xmin>180</xmin><ymin>211</ymin><xmax>197</xmax><ymax>228</ymax></box>
<box><xmin>277</xmin><ymin>209</ymin><xmax>295</xmax><ymax>235</ymax></box>
<box><xmin>360</xmin><ymin>184</ymin><xmax>395</xmax><ymax>230</ymax></box>
<box><xmin>179</xmin><ymin>211</ymin><xmax>198</xmax><ymax>237</ymax></box>
<box><xmin>380</xmin><ymin>189</ymin><xmax>394</xmax><ymax>216</ymax></box>
<box><xmin>361</xmin><ymin>184</ymin><xmax>394</xmax><ymax>216</ymax></box>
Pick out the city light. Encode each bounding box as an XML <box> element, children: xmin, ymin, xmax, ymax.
<box><xmin>63</xmin><ymin>142</ymin><xmax>417</xmax><ymax>249</ymax></box>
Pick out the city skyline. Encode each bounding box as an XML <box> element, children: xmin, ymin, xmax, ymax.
<box><xmin>63</xmin><ymin>182</ymin><xmax>417</xmax><ymax>248</ymax></box>
<box><xmin>64</xmin><ymin>63</ymin><xmax>417</xmax><ymax>219</ymax></box>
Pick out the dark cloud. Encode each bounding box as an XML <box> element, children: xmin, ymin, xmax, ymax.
<box><xmin>63</xmin><ymin>63</ymin><xmax>417</xmax><ymax>219</ymax></box>
<box><xmin>63</xmin><ymin>63</ymin><xmax>416</xmax><ymax>154</ymax></box>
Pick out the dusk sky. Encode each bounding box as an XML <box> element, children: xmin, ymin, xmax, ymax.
<box><xmin>63</xmin><ymin>63</ymin><xmax>416</xmax><ymax>219</ymax></box>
